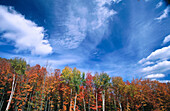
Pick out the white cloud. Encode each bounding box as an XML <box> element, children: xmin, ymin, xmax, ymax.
<box><xmin>158</xmin><ymin>80</ymin><xmax>170</xmax><ymax>83</ymax></box>
<box><xmin>145</xmin><ymin>73</ymin><xmax>165</xmax><ymax>78</ymax></box>
<box><xmin>138</xmin><ymin>58</ymin><xmax>146</xmax><ymax>64</ymax></box>
<box><xmin>113</xmin><ymin>0</ymin><xmax>122</xmax><ymax>3</ymax></box>
<box><xmin>56</xmin><ymin>14</ymin><xmax>87</xmax><ymax>49</ymax></box>
<box><xmin>142</xmin><ymin>61</ymin><xmax>154</xmax><ymax>66</ymax></box>
<box><xmin>139</xmin><ymin>46</ymin><xmax>170</xmax><ymax>64</ymax></box>
<box><xmin>142</xmin><ymin>60</ymin><xmax>170</xmax><ymax>72</ymax></box>
<box><xmin>163</xmin><ymin>34</ymin><xmax>170</xmax><ymax>45</ymax></box>
<box><xmin>155</xmin><ymin>6</ymin><xmax>169</xmax><ymax>21</ymax></box>
<box><xmin>146</xmin><ymin>46</ymin><xmax>170</xmax><ymax>61</ymax></box>
<box><xmin>51</xmin><ymin>0</ymin><xmax>116</xmax><ymax>50</ymax></box>
<box><xmin>139</xmin><ymin>39</ymin><xmax>170</xmax><ymax>78</ymax></box>
<box><xmin>0</xmin><ymin>5</ymin><xmax>52</xmax><ymax>55</ymax></box>
<box><xmin>92</xmin><ymin>0</ymin><xmax>117</xmax><ymax>30</ymax></box>
<box><xmin>156</xmin><ymin>1</ymin><xmax>163</xmax><ymax>9</ymax></box>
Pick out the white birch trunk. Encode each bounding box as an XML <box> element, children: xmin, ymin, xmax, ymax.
<box><xmin>96</xmin><ymin>92</ymin><xmax>98</xmax><ymax>111</ymax></box>
<box><xmin>74</xmin><ymin>92</ymin><xmax>77</xmax><ymax>111</ymax></box>
<box><xmin>118</xmin><ymin>99</ymin><xmax>122</xmax><ymax>111</ymax></box>
<box><xmin>83</xmin><ymin>89</ymin><xmax>86</xmax><ymax>111</ymax></box>
<box><xmin>102</xmin><ymin>91</ymin><xmax>105</xmax><ymax>111</ymax></box>
<box><xmin>5</xmin><ymin>74</ymin><xmax>16</xmax><ymax>111</ymax></box>
<box><xmin>114</xmin><ymin>97</ymin><xmax>117</xmax><ymax>111</ymax></box>
<box><xmin>70</xmin><ymin>88</ymin><xmax>72</xmax><ymax>111</ymax></box>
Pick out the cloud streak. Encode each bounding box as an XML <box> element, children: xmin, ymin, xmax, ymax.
<box><xmin>51</xmin><ymin>0</ymin><xmax>117</xmax><ymax>50</ymax></box>
<box><xmin>142</xmin><ymin>60</ymin><xmax>170</xmax><ymax>73</ymax></box>
<box><xmin>139</xmin><ymin>45</ymin><xmax>170</xmax><ymax>64</ymax></box>
<box><xmin>155</xmin><ymin>6</ymin><xmax>169</xmax><ymax>21</ymax></box>
<box><xmin>145</xmin><ymin>73</ymin><xmax>165</xmax><ymax>78</ymax></box>
<box><xmin>156</xmin><ymin>1</ymin><xmax>163</xmax><ymax>9</ymax></box>
<box><xmin>163</xmin><ymin>34</ymin><xmax>170</xmax><ymax>45</ymax></box>
<box><xmin>0</xmin><ymin>5</ymin><xmax>52</xmax><ymax>55</ymax></box>
<box><xmin>139</xmin><ymin>34</ymin><xmax>170</xmax><ymax>80</ymax></box>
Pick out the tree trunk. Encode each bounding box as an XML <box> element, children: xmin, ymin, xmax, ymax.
<box><xmin>118</xmin><ymin>98</ymin><xmax>122</xmax><ymax>111</ymax></box>
<box><xmin>27</xmin><ymin>93</ymin><xmax>31</xmax><ymax>111</ymax></box>
<box><xmin>102</xmin><ymin>91</ymin><xmax>105</xmax><ymax>111</ymax></box>
<box><xmin>5</xmin><ymin>74</ymin><xmax>17</xmax><ymax>111</ymax></box>
<box><xmin>45</xmin><ymin>95</ymin><xmax>48</xmax><ymax>111</ymax></box>
<box><xmin>70</xmin><ymin>88</ymin><xmax>72</xmax><ymax>111</ymax></box>
<box><xmin>22</xmin><ymin>78</ymin><xmax>29</xmax><ymax>111</ymax></box>
<box><xmin>96</xmin><ymin>92</ymin><xmax>98</xmax><ymax>111</ymax></box>
<box><xmin>142</xmin><ymin>104</ymin><xmax>145</xmax><ymax>111</ymax></box>
<box><xmin>48</xmin><ymin>97</ymin><xmax>51</xmax><ymax>111</ymax></box>
<box><xmin>113</xmin><ymin>97</ymin><xmax>117</xmax><ymax>111</ymax></box>
<box><xmin>83</xmin><ymin>89</ymin><xmax>86</xmax><ymax>111</ymax></box>
<box><xmin>0</xmin><ymin>92</ymin><xmax>5</xmax><ymax>111</ymax></box>
<box><xmin>74</xmin><ymin>92</ymin><xmax>77</xmax><ymax>111</ymax></box>
<box><xmin>126</xmin><ymin>97</ymin><xmax>129</xmax><ymax>111</ymax></box>
<box><xmin>40</xmin><ymin>72</ymin><xmax>46</xmax><ymax>111</ymax></box>
<box><xmin>34</xmin><ymin>92</ymin><xmax>38</xmax><ymax>110</ymax></box>
<box><xmin>88</xmin><ymin>95</ymin><xmax>90</xmax><ymax>111</ymax></box>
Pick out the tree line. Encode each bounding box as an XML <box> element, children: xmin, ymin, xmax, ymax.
<box><xmin>0</xmin><ymin>57</ymin><xmax>169</xmax><ymax>111</ymax></box>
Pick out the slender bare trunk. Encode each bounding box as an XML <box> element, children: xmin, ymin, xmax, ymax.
<box><xmin>114</xmin><ymin>98</ymin><xmax>117</xmax><ymax>111</ymax></box>
<box><xmin>34</xmin><ymin>92</ymin><xmax>38</xmax><ymax>110</ymax></box>
<box><xmin>96</xmin><ymin>92</ymin><xmax>98</xmax><ymax>111</ymax></box>
<box><xmin>22</xmin><ymin>79</ymin><xmax>29</xmax><ymax>111</ymax></box>
<box><xmin>45</xmin><ymin>95</ymin><xmax>48</xmax><ymax>111</ymax></box>
<box><xmin>142</xmin><ymin>104</ymin><xmax>145</xmax><ymax>111</ymax></box>
<box><xmin>83</xmin><ymin>89</ymin><xmax>86</xmax><ymax>111</ymax></box>
<box><xmin>113</xmin><ymin>96</ymin><xmax>117</xmax><ymax>111</ymax></box>
<box><xmin>74</xmin><ymin>92</ymin><xmax>77</xmax><ymax>111</ymax></box>
<box><xmin>48</xmin><ymin>97</ymin><xmax>50</xmax><ymax>111</ymax></box>
<box><xmin>27</xmin><ymin>93</ymin><xmax>32</xmax><ymax>111</ymax></box>
<box><xmin>6</xmin><ymin>74</ymin><xmax>17</xmax><ymax>111</ymax></box>
<box><xmin>118</xmin><ymin>98</ymin><xmax>122</xmax><ymax>111</ymax></box>
<box><xmin>126</xmin><ymin>97</ymin><xmax>128</xmax><ymax>111</ymax></box>
<box><xmin>102</xmin><ymin>91</ymin><xmax>105</xmax><ymax>111</ymax></box>
<box><xmin>40</xmin><ymin>72</ymin><xmax>46</xmax><ymax>111</ymax></box>
<box><xmin>30</xmin><ymin>93</ymin><xmax>33</xmax><ymax>111</ymax></box>
<box><xmin>88</xmin><ymin>95</ymin><xmax>90</xmax><ymax>111</ymax></box>
<box><xmin>70</xmin><ymin>88</ymin><xmax>72</xmax><ymax>111</ymax></box>
<box><xmin>0</xmin><ymin>93</ymin><xmax>5</xmax><ymax>110</ymax></box>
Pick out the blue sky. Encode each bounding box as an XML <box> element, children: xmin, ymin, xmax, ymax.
<box><xmin>0</xmin><ymin>0</ymin><xmax>170</xmax><ymax>82</ymax></box>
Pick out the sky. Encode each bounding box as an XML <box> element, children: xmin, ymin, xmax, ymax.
<box><xmin>0</xmin><ymin>0</ymin><xmax>170</xmax><ymax>82</ymax></box>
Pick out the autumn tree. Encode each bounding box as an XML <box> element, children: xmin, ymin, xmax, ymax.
<box><xmin>6</xmin><ymin>58</ymin><xmax>26</xmax><ymax>111</ymax></box>
<box><xmin>99</xmin><ymin>72</ymin><xmax>110</xmax><ymax>111</ymax></box>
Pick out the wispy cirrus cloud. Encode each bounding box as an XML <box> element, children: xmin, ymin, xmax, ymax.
<box><xmin>156</xmin><ymin>1</ymin><xmax>163</xmax><ymax>9</ymax></box>
<box><xmin>113</xmin><ymin>0</ymin><xmax>122</xmax><ymax>4</ymax></box>
<box><xmin>0</xmin><ymin>5</ymin><xmax>52</xmax><ymax>55</ymax></box>
<box><xmin>155</xmin><ymin>6</ymin><xmax>169</xmax><ymax>21</ymax></box>
<box><xmin>51</xmin><ymin>0</ymin><xmax>117</xmax><ymax>50</ymax></box>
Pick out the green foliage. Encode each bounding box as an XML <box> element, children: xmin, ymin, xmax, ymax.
<box><xmin>61</xmin><ymin>66</ymin><xmax>73</xmax><ymax>85</ymax></box>
<box><xmin>81</xmin><ymin>72</ymin><xmax>86</xmax><ymax>86</ymax></box>
<box><xmin>9</xmin><ymin>57</ymin><xmax>26</xmax><ymax>75</ymax></box>
<box><xmin>72</xmin><ymin>68</ymin><xmax>81</xmax><ymax>93</ymax></box>
<box><xmin>100</xmin><ymin>72</ymin><xmax>110</xmax><ymax>89</ymax></box>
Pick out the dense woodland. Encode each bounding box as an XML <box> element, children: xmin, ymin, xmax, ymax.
<box><xmin>0</xmin><ymin>57</ymin><xmax>169</xmax><ymax>111</ymax></box>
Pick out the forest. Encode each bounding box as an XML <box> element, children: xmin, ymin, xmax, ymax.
<box><xmin>0</xmin><ymin>57</ymin><xmax>169</xmax><ymax>111</ymax></box>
